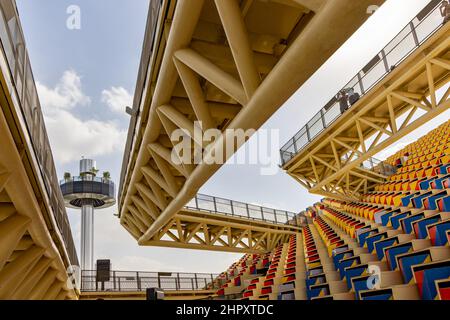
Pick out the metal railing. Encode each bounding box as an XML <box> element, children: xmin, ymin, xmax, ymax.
<box><xmin>280</xmin><ymin>0</ymin><xmax>445</xmax><ymax>166</ymax></box>
<box><xmin>341</xmin><ymin>152</ymin><xmax>398</xmax><ymax>176</ymax></box>
<box><xmin>360</xmin><ymin>156</ymin><xmax>398</xmax><ymax>176</ymax></box>
<box><xmin>185</xmin><ymin>194</ymin><xmax>305</xmax><ymax>227</ymax></box>
<box><xmin>60</xmin><ymin>176</ymin><xmax>115</xmax><ymax>186</ymax></box>
<box><xmin>80</xmin><ymin>270</ymin><xmax>222</xmax><ymax>292</ymax></box>
<box><xmin>0</xmin><ymin>1</ymin><xmax>78</xmax><ymax>265</ymax></box>
<box><xmin>60</xmin><ymin>176</ymin><xmax>115</xmax><ymax>201</ymax></box>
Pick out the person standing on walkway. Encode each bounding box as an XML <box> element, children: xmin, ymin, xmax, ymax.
<box><xmin>440</xmin><ymin>1</ymin><xmax>450</xmax><ymax>24</ymax></box>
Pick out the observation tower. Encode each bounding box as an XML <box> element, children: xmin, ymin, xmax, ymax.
<box><xmin>60</xmin><ymin>159</ymin><xmax>115</xmax><ymax>271</ymax></box>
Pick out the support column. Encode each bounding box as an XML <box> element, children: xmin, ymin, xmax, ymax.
<box><xmin>81</xmin><ymin>203</ymin><xmax>94</xmax><ymax>272</ymax></box>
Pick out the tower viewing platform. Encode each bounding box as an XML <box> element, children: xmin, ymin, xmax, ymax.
<box><xmin>60</xmin><ymin>159</ymin><xmax>116</xmax><ymax>272</ymax></box>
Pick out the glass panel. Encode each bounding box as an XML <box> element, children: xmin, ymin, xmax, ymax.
<box><xmin>323</xmin><ymin>103</ymin><xmax>341</xmax><ymax>126</ymax></box>
<box><xmin>360</xmin><ymin>55</ymin><xmax>388</xmax><ymax>93</ymax></box>
<box><xmin>248</xmin><ymin>204</ymin><xmax>262</xmax><ymax>219</ymax></box>
<box><xmin>384</xmin><ymin>30</ymin><xmax>417</xmax><ymax>68</ymax></box>
<box><xmin>414</xmin><ymin>8</ymin><xmax>442</xmax><ymax>43</ymax></box>
<box><xmin>307</xmin><ymin>112</ymin><xmax>325</xmax><ymax>141</ymax></box>
<box><xmin>262</xmin><ymin>208</ymin><xmax>276</xmax><ymax>222</ymax></box>
<box><xmin>216</xmin><ymin>200</ymin><xmax>232</xmax><ymax>215</ymax></box>
<box><xmin>232</xmin><ymin>202</ymin><xmax>248</xmax><ymax>216</ymax></box>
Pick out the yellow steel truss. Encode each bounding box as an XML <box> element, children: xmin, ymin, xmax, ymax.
<box><xmin>119</xmin><ymin>0</ymin><xmax>385</xmax><ymax>248</ymax></box>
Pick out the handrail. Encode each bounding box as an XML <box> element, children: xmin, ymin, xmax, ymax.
<box><xmin>60</xmin><ymin>176</ymin><xmax>115</xmax><ymax>186</ymax></box>
<box><xmin>80</xmin><ymin>270</ymin><xmax>222</xmax><ymax>292</ymax></box>
<box><xmin>185</xmin><ymin>194</ymin><xmax>306</xmax><ymax>227</ymax></box>
<box><xmin>342</xmin><ymin>152</ymin><xmax>398</xmax><ymax>176</ymax></box>
<box><xmin>280</xmin><ymin>0</ymin><xmax>445</xmax><ymax>166</ymax></box>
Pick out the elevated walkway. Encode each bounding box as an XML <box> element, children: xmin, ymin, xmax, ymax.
<box><xmin>282</xmin><ymin>1</ymin><xmax>450</xmax><ymax>201</ymax></box>
<box><xmin>124</xmin><ymin>194</ymin><xmax>304</xmax><ymax>253</ymax></box>
<box><xmin>118</xmin><ymin>0</ymin><xmax>385</xmax><ymax>247</ymax></box>
<box><xmin>0</xmin><ymin>0</ymin><xmax>78</xmax><ymax>299</ymax></box>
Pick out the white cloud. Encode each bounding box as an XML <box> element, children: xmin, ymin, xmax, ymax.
<box><xmin>37</xmin><ymin>69</ymin><xmax>91</xmax><ymax>112</ymax></box>
<box><xmin>101</xmin><ymin>86</ymin><xmax>133</xmax><ymax>114</ymax></box>
<box><xmin>37</xmin><ymin>70</ymin><xmax>127</xmax><ymax>164</ymax></box>
<box><xmin>43</xmin><ymin>110</ymin><xmax>126</xmax><ymax>164</ymax></box>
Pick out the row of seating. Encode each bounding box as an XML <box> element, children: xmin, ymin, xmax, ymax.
<box><xmin>241</xmin><ymin>245</ymin><xmax>286</xmax><ymax>300</ymax></box>
<box><xmin>325</xmin><ymin>122</ymin><xmax>450</xmax><ymax>299</ymax></box>
<box><xmin>215</xmin><ymin>253</ymin><xmax>268</xmax><ymax>296</ymax></box>
<box><xmin>376</xmin><ymin>164</ymin><xmax>450</xmax><ymax>191</ymax></box>
<box><xmin>389</xmin><ymin>143</ymin><xmax>450</xmax><ymax>174</ymax></box>
<box><xmin>341</xmin><ymin>198</ymin><xmax>450</xmax><ymax>244</ymax></box>
<box><xmin>214</xmin><ymin>203</ymin><xmax>448</xmax><ymax>300</ymax></box>
<box><xmin>322</xmin><ymin>199</ymin><xmax>450</xmax><ymax>300</ymax></box>
<box><xmin>213</xmin><ymin>120</ymin><xmax>450</xmax><ymax>300</ymax></box>
<box><xmin>386</xmin><ymin>120</ymin><xmax>450</xmax><ymax>170</ymax></box>
<box><xmin>242</xmin><ymin>234</ymin><xmax>307</xmax><ymax>300</ymax></box>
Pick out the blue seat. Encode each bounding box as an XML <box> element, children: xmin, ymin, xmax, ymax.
<box><xmin>401</xmin><ymin>193</ymin><xmax>420</xmax><ymax>207</ymax></box>
<box><xmin>307</xmin><ymin>283</ymin><xmax>329</xmax><ymax>300</ymax></box>
<box><xmin>337</xmin><ymin>256</ymin><xmax>361</xmax><ymax>279</ymax></box>
<box><xmin>390</xmin><ymin>212</ymin><xmax>410</xmax><ymax>230</ymax></box>
<box><xmin>355</xmin><ymin>226</ymin><xmax>372</xmax><ymax>239</ymax></box>
<box><xmin>351</xmin><ymin>276</ymin><xmax>371</xmax><ymax>299</ymax></box>
<box><xmin>414</xmin><ymin>215</ymin><xmax>441</xmax><ymax>239</ymax></box>
<box><xmin>419</xmin><ymin>177</ymin><xmax>438</xmax><ymax>190</ymax></box>
<box><xmin>374</xmin><ymin>237</ymin><xmax>399</xmax><ymax>260</ymax></box>
<box><xmin>344</xmin><ymin>264</ymin><xmax>369</xmax><ymax>290</ymax></box>
<box><xmin>401</xmin><ymin>213</ymin><xmax>425</xmax><ymax>234</ymax></box>
<box><xmin>306</xmin><ymin>266</ymin><xmax>323</xmax><ymax>277</ymax></box>
<box><xmin>358</xmin><ymin>229</ymin><xmax>379</xmax><ymax>247</ymax></box>
<box><xmin>423</xmin><ymin>191</ymin><xmax>448</xmax><ymax>210</ymax></box>
<box><xmin>398</xmin><ymin>250</ymin><xmax>432</xmax><ymax>283</ymax></box>
<box><xmin>431</xmin><ymin>174</ymin><xmax>450</xmax><ymax>189</ymax></box>
<box><xmin>305</xmin><ymin>274</ymin><xmax>326</xmax><ymax>290</ymax></box>
<box><xmin>411</xmin><ymin>192</ymin><xmax>432</xmax><ymax>208</ymax></box>
<box><xmin>333</xmin><ymin>249</ymin><xmax>353</xmax><ymax>270</ymax></box>
<box><xmin>380</xmin><ymin>209</ymin><xmax>400</xmax><ymax>226</ymax></box>
<box><xmin>439</xmin><ymin>164</ymin><xmax>450</xmax><ymax>174</ymax></box>
<box><xmin>386</xmin><ymin>243</ymin><xmax>413</xmax><ymax>270</ymax></box>
<box><xmin>428</xmin><ymin>221</ymin><xmax>450</xmax><ymax>246</ymax></box>
<box><xmin>366</xmin><ymin>232</ymin><xmax>387</xmax><ymax>253</ymax></box>
<box><xmin>413</xmin><ymin>260</ymin><xmax>450</xmax><ymax>300</ymax></box>
<box><xmin>438</xmin><ymin>195</ymin><xmax>450</xmax><ymax>212</ymax></box>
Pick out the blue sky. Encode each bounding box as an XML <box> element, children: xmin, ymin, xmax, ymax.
<box><xmin>17</xmin><ymin>0</ymin><xmax>146</xmax><ymax>97</ymax></box>
<box><xmin>16</xmin><ymin>0</ymin><xmax>450</xmax><ymax>272</ymax></box>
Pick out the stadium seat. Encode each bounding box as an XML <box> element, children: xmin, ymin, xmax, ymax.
<box><xmin>397</xmin><ymin>247</ymin><xmax>450</xmax><ymax>284</ymax></box>
<box><xmin>427</xmin><ymin>220</ymin><xmax>450</xmax><ymax>246</ymax></box>
<box><xmin>412</xmin><ymin>259</ymin><xmax>450</xmax><ymax>300</ymax></box>
<box><xmin>436</xmin><ymin>279</ymin><xmax>450</xmax><ymax>300</ymax></box>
